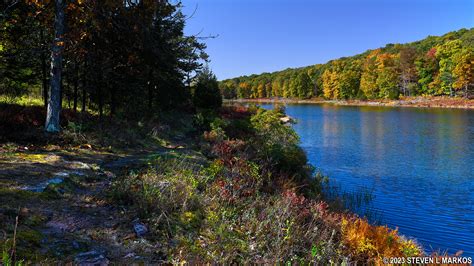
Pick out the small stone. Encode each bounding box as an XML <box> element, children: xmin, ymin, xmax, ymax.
<box><xmin>23</xmin><ymin>177</ymin><xmax>65</xmax><ymax>192</ymax></box>
<box><xmin>72</xmin><ymin>241</ymin><xmax>80</xmax><ymax>250</ymax></box>
<box><xmin>55</xmin><ymin>172</ymin><xmax>70</xmax><ymax>178</ymax></box>
<box><xmin>74</xmin><ymin>250</ymin><xmax>109</xmax><ymax>266</ymax></box>
<box><xmin>123</xmin><ymin>252</ymin><xmax>135</xmax><ymax>259</ymax></box>
<box><xmin>279</xmin><ymin>115</ymin><xmax>294</xmax><ymax>124</ymax></box>
<box><xmin>101</xmin><ymin>171</ymin><xmax>116</xmax><ymax>179</ymax></box>
<box><xmin>68</xmin><ymin>161</ymin><xmax>92</xmax><ymax>170</ymax></box>
<box><xmin>46</xmin><ymin>220</ymin><xmax>70</xmax><ymax>232</ymax></box>
<box><xmin>80</xmin><ymin>144</ymin><xmax>93</xmax><ymax>149</ymax></box>
<box><xmin>132</xmin><ymin>219</ymin><xmax>148</xmax><ymax>237</ymax></box>
<box><xmin>71</xmin><ymin>171</ymin><xmax>86</xmax><ymax>176</ymax></box>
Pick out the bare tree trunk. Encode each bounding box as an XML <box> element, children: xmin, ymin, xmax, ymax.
<box><xmin>45</xmin><ymin>0</ymin><xmax>65</xmax><ymax>133</ymax></box>
<box><xmin>401</xmin><ymin>79</ymin><xmax>405</xmax><ymax>96</ymax></box>
<box><xmin>40</xmin><ymin>29</ymin><xmax>48</xmax><ymax>108</ymax></box>
<box><xmin>148</xmin><ymin>85</ymin><xmax>153</xmax><ymax>110</ymax></box>
<box><xmin>73</xmin><ymin>63</ymin><xmax>78</xmax><ymax>112</ymax></box>
<box><xmin>110</xmin><ymin>89</ymin><xmax>116</xmax><ymax>116</ymax></box>
<box><xmin>148</xmin><ymin>70</ymin><xmax>153</xmax><ymax>110</ymax></box>
<box><xmin>60</xmin><ymin>70</ymin><xmax>64</xmax><ymax>108</ymax></box>
<box><xmin>97</xmin><ymin>69</ymin><xmax>103</xmax><ymax>117</ymax></box>
<box><xmin>82</xmin><ymin>62</ymin><xmax>87</xmax><ymax>113</ymax></box>
<box><xmin>65</xmin><ymin>75</ymin><xmax>70</xmax><ymax>108</ymax></box>
<box><xmin>98</xmin><ymin>86</ymin><xmax>103</xmax><ymax>117</ymax></box>
<box><xmin>82</xmin><ymin>87</ymin><xmax>87</xmax><ymax>113</ymax></box>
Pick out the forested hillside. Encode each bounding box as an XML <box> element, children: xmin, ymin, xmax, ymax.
<box><xmin>220</xmin><ymin>28</ymin><xmax>474</xmax><ymax>100</ymax></box>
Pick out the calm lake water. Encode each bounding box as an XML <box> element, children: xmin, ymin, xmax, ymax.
<box><xmin>260</xmin><ymin>103</ymin><xmax>474</xmax><ymax>256</ymax></box>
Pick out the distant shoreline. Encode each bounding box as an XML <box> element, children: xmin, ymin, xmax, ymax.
<box><xmin>225</xmin><ymin>96</ymin><xmax>474</xmax><ymax>109</ymax></box>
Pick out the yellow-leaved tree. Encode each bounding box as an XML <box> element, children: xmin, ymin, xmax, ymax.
<box><xmin>453</xmin><ymin>48</ymin><xmax>474</xmax><ymax>97</ymax></box>
<box><xmin>360</xmin><ymin>50</ymin><xmax>381</xmax><ymax>99</ymax></box>
<box><xmin>322</xmin><ymin>69</ymin><xmax>339</xmax><ymax>99</ymax></box>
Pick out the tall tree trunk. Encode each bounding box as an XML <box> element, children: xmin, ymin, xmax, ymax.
<box><xmin>82</xmin><ymin>87</ymin><xmax>87</xmax><ymax>113</ymax></box>
<box><xmin>45</xmin><ymin>0</ymin><xmax>65</xmax><ymax>133</ymax></box>
<box><xmin>40</xmin><ymin>29</ymin><xmax>48</xmax><ymax>108</ymax></box>
<box><xmin>60</xmin><ymin>70</ymin><xmax>64</xmax><ymax>108</ymax></box>
<box><xmin>82</xmin><ymin>61</ymin><xmax>87</xmax><ymax>113</ymax></box>
<box><xmin>73</xmin><ymin>63</ymin><xmax>78</xmax><ymax>112</ymax></box>
<box><xmin>148</xmin><ymin>70</ymin><xmax>153</xmax><ymax>110</ymax></box>
<box><xmin>98</xmin><ymin>86</ymin><xmax>103</xmax><ymax>117</ymax></box>
<box><xmin>110</xmin><ymin>89</ymin><xmax>116</xmax><ymax>116</ymax></box>
<box><xmin>148</xmin><ymin>85</ymin><xmax>153</xmax><ymax>110</ymax></box>
<box><xmin>65</xmin><ymin>75</ymin><xmax>70</xmax><ymax>108</ymax></box>
<box><xmin>97</xmin><ymin>68</ymin><xmax>103</xmax><ymax>117</ymax></box>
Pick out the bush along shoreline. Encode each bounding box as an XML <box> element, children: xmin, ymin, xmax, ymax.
<box><xmin>110</xmin><ymin>105</ymin><xmax>422</xmax><ymax>264</ymax></box>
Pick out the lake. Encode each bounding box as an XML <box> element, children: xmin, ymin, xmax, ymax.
<box><xmin>260</xmin><ymin>103</ymin><xmax>474</xmax><ymax>257</ymax></box>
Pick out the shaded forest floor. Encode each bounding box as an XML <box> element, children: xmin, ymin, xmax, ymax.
<box><xmin>0</xmin><ymin>103</ymin><xmax>199</xmax><ymax>263</ymax></box>
<box><xmin>229</xmin><ymin>96</ymin><xmax>474</xmax><ymax>109</ymax></box>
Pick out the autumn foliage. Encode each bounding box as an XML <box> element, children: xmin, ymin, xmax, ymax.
<box><xmin>220</xmin><ymin>28</ymin><xmax>474</xmax><ymax>100</ymax></box>
<box><xmin>342</xmin><ymin>217</ymin><xmax>421</xmax><ymax>262</ymax></box>
<box><xmin>1</xmin><ymin>0</ymin><xmax>209</xmax><ymax>116</ymax></box>
<box><xmin>110</xmin><ymin>105</ymin><xmax>424</xmax><ymax>263</ymax></box>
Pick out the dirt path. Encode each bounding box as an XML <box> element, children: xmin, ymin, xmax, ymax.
<box><xmin>0</xmin><ymin>144</ymin><xmax>188</xmax><ymax>264</ymax></box>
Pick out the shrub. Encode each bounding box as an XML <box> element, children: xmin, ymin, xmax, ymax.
<box><xmin>250</xmin><ymin>108</ymin><xmax>299</xmax><ymax>148</ymax></box>
<box><xmin>193</xmin><ymin>109</ymin><xmax>219</xmax><ymax>132</ymax></box>
<box><xmin>250</xmin><ymin>108</ymin><xmax>309</xmax><ymax>179</ymax></box>
<box><xmin>193</xmin><ymin>68</ymin><xmax>222</xmax><ymax>110</ymax></box>
<box><xmin>109</xmin><ymin>105</ymin><xmax>422</xmax><ymax>264</ymax></box>
<box><xmin>341</xmin><ymin>217</ymin><xmax>422</xmax><ymax>261</ymax></box>
<box><xmin>176</xmin><ymin>186</ymin><xmax>343</xmax><ymax>264</ymax></box>
<box><xmin>110</xmin><ymin>155</ymin><xmax>205</xmax><ymax>241</ymax></box>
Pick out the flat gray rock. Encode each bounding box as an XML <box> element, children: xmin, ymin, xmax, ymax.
<box><xmin>74</xmin><ymin>250</ymin><xmax>109</xmax><ymax>266</ymax></box>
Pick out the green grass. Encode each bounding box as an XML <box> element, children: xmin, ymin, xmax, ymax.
<box><xmin>0</xmin><ymin>95</ymin><xmax>43</xmax><ymax>106</ymax></box>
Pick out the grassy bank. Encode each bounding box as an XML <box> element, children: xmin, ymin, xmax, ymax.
<box><xmin>109</xmin><ymin>105</ymin><xmax>422</xmax><ymax>263</ymax></box>
<box><xmin>0</xmin><ymin>102</ymin><xmax>422</xmax><ymax>264</ymax></box>
<box><xmin>227</xmin><ymin>96</ymin><xmax>474</xmax><ymax>109</ymax></box>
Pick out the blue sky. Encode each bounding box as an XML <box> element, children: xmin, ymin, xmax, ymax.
<box><xmin>181</xmin><ymin>0</ymin><xmax>474</xmax><ymax>80</ymax></box>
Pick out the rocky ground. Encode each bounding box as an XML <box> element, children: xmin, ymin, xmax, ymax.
<box><xmin>0</xmin><ymin>141</ymin><xmax>190</xmax><ymax>264</ymax></box>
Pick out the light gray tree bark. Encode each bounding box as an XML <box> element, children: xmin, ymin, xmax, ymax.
<box><xmin>45</xmin><ymin>0</ymin><xmax>65</xmax><ymax>133</ymax></box>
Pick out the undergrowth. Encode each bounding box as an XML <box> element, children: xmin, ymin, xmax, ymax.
<box><xmin>110</xmin><ymin>105</ymin><xmax>423</xmax><ymax>263</ymax></box>
<box><xmin>0</xmin><ymin>102</ymin><xmax>195</xmax><ymax>152</ymax></box>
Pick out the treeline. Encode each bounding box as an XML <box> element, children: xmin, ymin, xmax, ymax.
<box><xmin>220</xmin><ymin>28</ymin><xmax>474</xmax><ymax>100</ymax></box>
<box><xmin>0</xmin><ymin>0</ymin><xmax>211</xmax><ymax>119</ymax></box>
